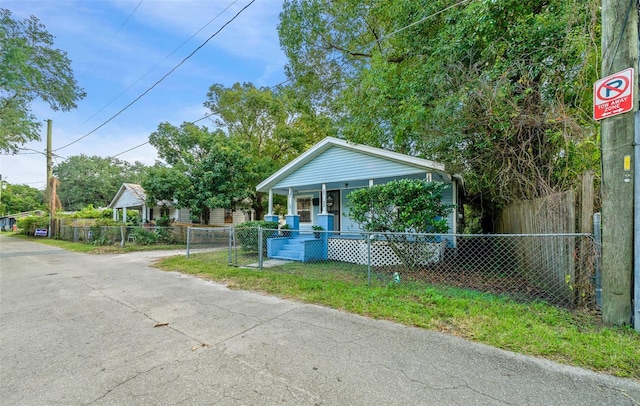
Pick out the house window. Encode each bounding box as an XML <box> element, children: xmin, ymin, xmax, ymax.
<box><xmin>296</xmin><ymin>197</ymin><xmax>312</xmax><ymax>223</ymax></box>
<box><xmin>224</xmin><ymin>209</ymin><xmax>234</xmax><ymax>224</ymax></box>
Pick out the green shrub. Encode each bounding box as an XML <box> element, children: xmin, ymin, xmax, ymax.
<box><xmin>95</xmin><ymin>218</ymin><xmax>120</xmax><ymax>226</ymax></box>
<box><xmin>17</xmin><ymin>215</ymin><xmax>49</xmax><ymax>235</ymax></box>
<box><xmin>89</xmin><ymin>225</ymin><xmax>111</xmax><ymax>246</ymax></box>
<box><xmin>127</xmin><ymin>226</ymin><xmax>176</xmax><ymax>245</ymax></box>
<box><xmin>235</xmin><ymin>220</ymin><xmax>279</xmax><ymax>253</ymax></box>
<box><xmin>155</xmin><ymin>216</ymin><xmax>171</xmax><ymax>227</ymax></box>
<box><xmin>72</xmin><ymin>204</ymin><xmax>113</xmax><ymax>219</ymax></box>
<box><xmin>154</xmin><ymin>227</ymin><xmax>174</xmax><ymax>243</ymax></box>
<box><xmin>129</xmin><ymin>228</ymin><xmax>158</xmax><ymax>245</ymax></box>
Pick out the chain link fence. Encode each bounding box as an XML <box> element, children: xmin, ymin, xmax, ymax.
<box><xmin>186</xmin><ymin>227</ymin><xmax>233</xmax><ymax>260</ymax></box>
<box><xmin>225</xmin><ymin>227</ymin><xmax>597</xmax><ymax>309</ymax></box>
<box><xmin>55</xmin><ymin>223</ymin><xmax>599</xmax><ymax>309</ymax></box>
<box><xmin>57</xmin><ymin>225</ymin><xmax>189</xmax><ymax>247</ymax></box>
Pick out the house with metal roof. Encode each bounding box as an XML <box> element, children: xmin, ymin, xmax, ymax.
<box><xmin>108</xmin><ymin>183</ymin><xmax>249</xmax><ymax>226</ymax></box>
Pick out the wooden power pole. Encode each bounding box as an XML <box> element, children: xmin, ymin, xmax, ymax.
<box><xmin>46</xmin><ymin>119</ymin><xmax>53</xmax><ymax>238</ymax></box>
<box><xmin>600</xmin><ymin>0</ymin><xmax>637</xmax><ymax>325</ymax></box>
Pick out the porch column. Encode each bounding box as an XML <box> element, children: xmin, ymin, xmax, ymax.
<box><xmin>321</xmin><ymin>183</ymin><xmax>327</xmax><ymax>214</ymax></box>
<box><xmin>264</xmin><ymin>190</ymin><xmax>279</xmax><ymax>223</ymax></box>
<box><xmin>287</xmin><ymin>187</ymin><xmax>294</xmax><ymax>215</ymax></box>
<box><xmin>369</xmin><ymin>179</ymin><xmax>374</xmax><ymax>187</ymax></box>
<box><xmin>285</xmin><ymin>187</ymin><xmax>299</xmax><ymax>232</ymax></box>
<box><xmin>122</xmin><ymin>207</ymin><xmax>127</xmax><ymax>224</ymax></box>
<box><xmin>113</xmin><ymin>209</ymin><xmax>117</xmax><ymax>221</ymax></box>
<box><xmin>142</xmin><ymin>203</ymin><xmax>148</xmax><ymax>223</ymax></box>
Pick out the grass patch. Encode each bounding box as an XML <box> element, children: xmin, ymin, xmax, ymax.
<box><xmin>155</xmin><ymin>250</ymin><xmax>640</xmax><ymax>380</ymax></box>
<box><xmin>8</xmin><ymin>233</ymin><xmax>184</xmax><ymax>254</ymax></box>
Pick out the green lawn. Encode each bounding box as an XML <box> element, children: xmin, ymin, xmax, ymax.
<box><xmin>156</xmin><ymin>250</ymin><xmax>640</xmax><ymax>381</ymax></box>
<box><xmin>8</xmin><ymin>233</ymin><xmax>185</xmax><ymax>254</ymax></box>
<box><xmin>9</xmin><ymin>234</ymin><xmax>639</xmax><ymax>380</ymax></box>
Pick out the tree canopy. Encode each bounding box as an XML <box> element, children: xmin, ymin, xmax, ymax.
<box><xmin>0</xmin><ymin>8</ymin><xmax>85</xmax><ymax>154</ymax></box>
<box><xmin>146</xmin><ymin>83</ymin><xmax>320</xmax><ymax>222</ymax></box>
<box><xmin>53</xmin><ymin>155</ymin><xmax>147</xmax><ymax>211</ymax></box>
<box><xmin>145</xmin><ymin>123</ymin><xmax>246</xmax><ymax>224</ymax></box>
<box><xmin>279</xmin><ymin>0</ymin><xmax>600</xmax><ymax>231</ymax></box>
<box><xmin>0</xmin><ymin>182</ymin><xmax>46</xmax><ymax>215</ymax></box>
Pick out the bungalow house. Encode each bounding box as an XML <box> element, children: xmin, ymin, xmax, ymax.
<box><xmin>256</xmin><ymin>137</ymin><xmax>463</xmax><ymax>263</ymax></box>
<box><xmin>108</xmin><ymin>183</ymin><xmax>249</xmax><ymax>226</ymax></box>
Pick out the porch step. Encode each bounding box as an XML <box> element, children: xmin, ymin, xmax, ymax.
<box><xmin>271</xmin><ymin>236</ymin><xmax>316</xmax><ymax>261</ymax></box>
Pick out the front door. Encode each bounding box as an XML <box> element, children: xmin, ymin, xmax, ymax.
<box><xmin>327</xmin><ymin>190</ymin><xmax>340</xmax><ymax>231</ymax></box>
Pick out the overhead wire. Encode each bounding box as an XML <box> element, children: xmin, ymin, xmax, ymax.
<box><xmin>55</xmin><ymin>0</ymin><xmax>256</xmax><ymax>152</ymax></box>
<box><xmin>112</xmin><ymin>0</ymin><xmax>144</xmax><ymax>38</ymax></box>
<box><xmin>78</xmin><ymin>0</ymin><xmax>239</xmax><ymax>127</ymax></box>
<box><xmin>105</xmin><ymin>1</ymin><xmax>468</xmax><ymax>160</ymax></box>
<box><xmin>78</xmin><ymin>0</ymin><xmax>144</xmax><ymax>79</ymax></box>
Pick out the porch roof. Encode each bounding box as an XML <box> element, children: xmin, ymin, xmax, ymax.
<box><xmin>256</xmin><ymin>137</ymin><xmax>449</xmax><ymax>194</ymax></box>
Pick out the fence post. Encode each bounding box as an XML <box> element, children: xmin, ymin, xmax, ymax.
<box><xmin>120</xmin><ymin>225</ymin><xmax>125</xmax><ymax>248</ymax></box>
<box><xmin>186</xmin><ymin>227</ymin><xmax>191</xmax><ymax>258</ymax></box>
<box><xmin>367</xmin><ymin>232</ymin><xmax>372</xmax><ymax>285</ymax></box>
<box><xmin>258</xmin><ymin>226</ymin><xmax>263</xmax><ymax>270</ymax></box>
<box><xmin>227</xmin><ymin>227</ymin><xmax>233</xmax><ymax>265</ymax></box>
<box><xmin>593</xmin><ymin>213</ymin><xmax>602</xmax><ymax>309</ymax></box>
<box><xmin>229</xmin><ymin>227</ymin><xmax>234</xmax><ymax>266</ymax></box>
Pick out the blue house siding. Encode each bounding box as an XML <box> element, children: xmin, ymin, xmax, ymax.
<box><xmin>273</xmin><ymin>147</ymin><xmax>428</xmax><ymax>189</ymax></box>
<box><xmin>342</xmin><ymin>188</ymin><xmax>364</xmax><ymax>233</ymax></box>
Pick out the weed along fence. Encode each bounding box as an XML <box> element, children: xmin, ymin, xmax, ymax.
<box><xmin>57</xmin><ymin>225</ymin><xmax>190</xmax><ymax>246</ymax></box>
<box><xmin>223</xmin><ymin>228</ymin><xmax>598</xmax><ymax>309</ymax></box>
<box><xmin>56</xmin><ymin>223</ymin><xmax>598</xmax><ymax>309</ymax></box>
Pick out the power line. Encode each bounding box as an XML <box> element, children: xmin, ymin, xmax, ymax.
<box><xmin>113</xmin><ymin>0</ymin><xmax>144</xmax><ymax>39</ymax></box>
<box><xmin>55</xmin><ymin>0</ymin><xmax>256</xmax><ymax>152</ymax></box>
<box><xmin>107</xmin><ymin>80</ymin><xmax>291</xmax><ymax>159</ymax></box>
<box><xmin>78</xmin><ymin>0</ymin><xmax>145</xmax><ymax>79</ymax></box>
<box><xmin>111</xmin><ymin>141</ymin><xmax>150</xmax><ymax>158</ymax></box>
<box><xmin>377</xmin><ymin>0</ymin><xmax>472</xmax><ymax>43</ymax></box>
<box><xmin>78</xmin><ymin>0</ymin><xmax>239</xmax><ymax>127</ymax></box>
<box><xmin>104</xmin><ymin>2</ymin><xmax>465</xmax><ymax>161</ymax></box>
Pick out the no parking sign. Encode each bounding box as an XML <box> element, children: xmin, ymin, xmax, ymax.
<box><xmin>593</xmin><ymin>68</ymin><xmax>634</xmax><ymax>120</ymax></box>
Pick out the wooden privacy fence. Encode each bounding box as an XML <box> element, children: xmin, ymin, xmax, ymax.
<box><xmin>495</xmin><ymin>172</ymin><xmax>596</xmax><ymax>307</ymax></box>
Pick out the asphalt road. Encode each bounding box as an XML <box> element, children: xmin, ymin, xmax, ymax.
<box><xmin>1</xmin><ymin>234</ymin><xmax>639</xmax><ymax>405</ymax></box>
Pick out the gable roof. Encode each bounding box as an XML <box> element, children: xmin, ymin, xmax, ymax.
<box><xmin>108</xmin><ymin>183</ymin><xmax>146</xmax><ymax>208</ymax></box>
<box><xmin>256</xmin><ymin>137</ymin><xmax>448</xmax><ymax>192</ymax></box>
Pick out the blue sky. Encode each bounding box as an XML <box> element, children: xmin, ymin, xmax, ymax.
<box><xmin>1</xmin><ymin>0</ymin><xmax>287</xmax><ymax>188</ymax></box>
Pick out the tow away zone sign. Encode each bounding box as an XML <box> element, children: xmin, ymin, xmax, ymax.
<box><xmin>593</xmin><ymin>68</ymin><xmax>634</xmax><ymax>120</ymax></box>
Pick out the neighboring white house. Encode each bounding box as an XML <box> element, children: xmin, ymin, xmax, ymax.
<box><xmin>108</xmin><ymin>183</ymin><xmax>250</xmax><ymax>226</ymax></box>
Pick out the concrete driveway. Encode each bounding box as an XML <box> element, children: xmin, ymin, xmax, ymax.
<box><xmin>1</xmin><ymin>234</ymin><xmax>639</xmax><ymax>405</ymax></box>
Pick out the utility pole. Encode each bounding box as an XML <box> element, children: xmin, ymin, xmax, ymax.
<box><xmin>600</xmin><ymin>0</ymin><xmax>637</xmax><ymax>326</ymax></box>
<box><xmin>46</xmin><ymin>119</ymin><xmax>53</xmax><ymax>238</ymax></box>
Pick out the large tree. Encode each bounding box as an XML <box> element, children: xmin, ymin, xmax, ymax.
<box><xmin>145</xmin><ymin>122</ymin><xmax>230</xmax><ymax>224</ymax></box>
<box><xmin>278</xmin><ymin>0</ymin><xmax>600</xmax><ymax>231</ymax></box>
<box><xmin>54</xmin><ymin>155</ymin><xmax>147</xmax><ymax>211</ymax></box>
<box><xmin>204</xmin><ymin>82</ymin><xmax>315</xmax><ymax>220</ymax></box>
<box><xmin>0</xmin><ymin>182</ymin><xmax>46</xmax><ymax>215</ymax></box>
<box><xmin>0</xmin><ymin>9</ymin><xmax>86</xmax><ymax>154</ymax></box>
<box><xmin>147</xmin><ymin>84</ymin><xmax>327</xmax><ymax>222</ymax></box>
